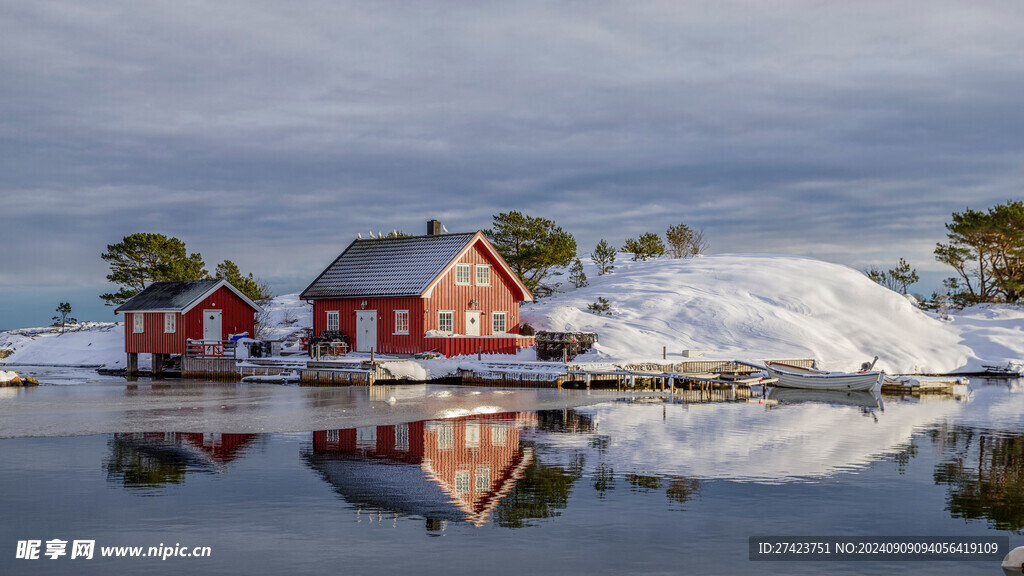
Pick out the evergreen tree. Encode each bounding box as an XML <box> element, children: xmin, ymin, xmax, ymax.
<box><xmin>888</xmin><ymin>258</ymin><xmax>919</xmax><ymax>295</ymax></box>
<box><xmin>51</xmin><ymin>302</ymin><xmax>77</xmax><ymax>333</ymax></box>
<box><xmin>666</xmin><ymin>223</ymin><xmax>709</xmax><ymax>258</ymax></box>
<box><xmin>485</xmin><ymin>211</ymin><xmax>577</xmax><ymax>293</ymax></box>
<box><xmin>622</xmin><ymin>232</ymin><xmax>665</xmax><ymax>261</ymax></box>
<box><xmin>591</xmin><ymin>239</ymin><xmax>616</xmax><ymax>274</ymax></box>
<box><xmin>665</xmin><ymin>223</ymin><xmax>694</xmax><ymax>258</ymax></box>
<box><xmin>935</xmin><ymin>201</ymin><xmax>1024</xmax><ymax>304</ymax></box>
<box><xmin>569</xmin><ymin>258</ymin><xmax>588</xmax><ymax>288</ymax></box>
<box><xmin>215</xmin><ymin>260</ymin><xmax>272</xmax><ymax>303</ymax></box>
<box><xmin>100</xmin><ymin>233</ymin><xmax>208</xmax><ymax>305</ymax></box>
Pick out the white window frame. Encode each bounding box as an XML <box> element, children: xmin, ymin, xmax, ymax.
<box><xmin>164</xmin><ymin>312</ymin><xmax>176</xmax><ymax>334</ymax></box>
<box><xmin>326</xmin><ymin>311</ymin><xmax>339</xmax><ymax>332</ymax></box>
<box><xmin>454</xmin><ymin>470</ymin><xmax>471</xmax><ymax>495</ymax></box>
<box><xmin>475</xmin><ymin>264</ymin><xmax>491</xmax><ymax>286</ymax></box>
<box><xmin>438</xmin><ymin>310</ymin><xmax>454</xmax><ymax>334</ymax></box>
<box><xmin>395</xmin><ymin>423</ymin><xmax>409</xmax><ymax>451</ymax></box>
<box><xmin>491</xmin><ymin>425</ymin><xmax>506</xmax><ymax>446</ymax></box>
<box><xmin>492</xmin><ymin>311</ymin><xmax>507</xmax><ymax>334</ymax></box>
<box><xmin>455</xmin><ymin>263</ymin><xmax>472</xmax><ymax>285</ymax></box>
<box><xmin>475</xmin><ymin>468</ymin><xmax>491</xmax><ymax>492</ymax></box>
<box><xmin>394</xmin><ymin>310</ymin><xmax>409</xmax><ymax>335</ymax></box>
<box><xmin>132</xmin><ymin>313</ymin><xmax>144</xmax><ymax>334</ymax></box>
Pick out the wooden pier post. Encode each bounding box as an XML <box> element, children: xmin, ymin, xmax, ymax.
<box><xmin>126</xmin><ymin>353</ymin><xmax>138</xmax><ymax>377</ymax></box>
<box><xmin>585</xmin><ymin>373</ymin><xmax>591</xmax><ymax>390</ymax></box>
<box><xmin>668</xmin><ymin>375</ymin><xmax>675</xmax><ymax>394</ymax></box>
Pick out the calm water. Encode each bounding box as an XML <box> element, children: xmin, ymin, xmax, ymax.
<box><xmin>2</xmin><ymin>371</ymin><xmax>1024</xmax><ymax>575</ymax></box>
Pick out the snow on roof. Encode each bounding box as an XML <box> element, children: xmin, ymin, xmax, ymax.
<box><xmin>113</xmin><ymin>279</ymin><xmax>262</xmax><ymax>313</ymax></box>
<box><xmin>300</xmin><ymin>232</ymin><xmax>478</xmax><ymax>299</ymax></box>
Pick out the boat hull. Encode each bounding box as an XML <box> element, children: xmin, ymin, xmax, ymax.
<box><xmin>765</xmin><ymin>364</ymin><xmax>881</xmax><ymax>391</ymax></box>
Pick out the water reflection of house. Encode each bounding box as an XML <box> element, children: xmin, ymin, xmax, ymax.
<box><xmin>105</xmin><ymin>432</ymin><xmax>258</xmax><ymax>489</ymax></box>
<box><xmin>306</xmin><ymin>413</ymin><xmax>536</xmax><ymax>527</ymax></box>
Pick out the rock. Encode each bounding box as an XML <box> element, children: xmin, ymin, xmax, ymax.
<box><xmin>0</xmin><ymin>370</ymin><xmax>22</xmax><ymax>386</ymax></box>
<box><xmin>22</xmin><ymin>376</ymin><xmax>39</xmax><ymax>386</ymax></box>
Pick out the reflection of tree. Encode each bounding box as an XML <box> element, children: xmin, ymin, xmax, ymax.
<box><xmin>626</xmin><ymin>473</ymin><xmax>661</xmax><ymax>491</ymax></box>
<box><xmin>493</xmin><ymin>450</ymin><xmax>584</xmax><ymax>528</ymax></box>
<box><xmin>933</xmin><ymin>426</ymin><xmax>1024</xmax><ymax>532</ymax></box>
<box><xmin>592</xmin><ymin>462</ymin><xmax>615</xmax><ymax>498</ymax></box>
<box><xmin>104</xmin><ymin>435</ymin><xmax>188</xmax><ymax>490</ymax></box>
<box><xmin>666</xmin><ymin>476</ymin><xmax>700</xmax><ymax>506</ymax></box>
<box><xmin>892</xmin><ymin>441</ymin><xmax>918</xmax><ymax>475</ymax></box>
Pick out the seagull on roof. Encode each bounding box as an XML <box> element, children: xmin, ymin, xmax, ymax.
<box><xmin>357</xmin><ymin>233</ymin><xmax>362</xmax><ymax>239</ymax></box>
<box><xmin>442</xmin><ymin>224</ymin><xmax>449</xmax><ymax>233</ymax></box>
<box><xmin>368</xmin><ymin>230</ymin><xmax>376</xmax><ymax>238</ymax></box>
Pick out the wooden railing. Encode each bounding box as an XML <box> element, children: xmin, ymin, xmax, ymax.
<box><xmin>186</xmin><ymin>339</ymin><xmax>238</xmax><ymax>358</ymax></box>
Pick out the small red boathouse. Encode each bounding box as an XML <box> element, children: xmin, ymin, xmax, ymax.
<box><xmin>114</xmin><ymin>279</ymin><xmax>262</xmax><ymax>374</ymax></box>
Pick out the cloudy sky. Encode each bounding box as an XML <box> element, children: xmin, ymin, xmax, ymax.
<box><xmin>2</xmin><ymin>1</ymin><xmax>1022</xmax><ymax>329</ymax></box>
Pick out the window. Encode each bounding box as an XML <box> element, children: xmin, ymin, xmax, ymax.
<box><xmin>491</xmin><ymin>425</ymin><xmax>506</xmax><ymax>446</ymax></box>
<box><xmin>164</xmin><ymin>312</ymin><xmax>176</xmax><ymax>333</ymax></box>
<box><xmin>465</xmin><ymin>421</ymin><xmax>480</xmax><ymax>448</ymax></box>
<box><xmin>395</xmin><ymin>423</ymin><xmax>409</xmax><ymax>451</ymax></box>
<box><xmin>132</xmin><ymin>313</ymin><xmax>144</xmax><ymax>333</ymax></box>
<box><xmin>394</xmin><ymin>310</ymin><xmax>409</xmax><ymax>335</ymax></box>
<box><xmin>454</xmin><ymin>471</ymin><xmax>471</xmax><ymax>495</ymax></box>
<box><xmin>476</xmin><ymin>265</ymin><xmax>491</xmax><ymax>286</ymax></box>
<box><xmin>492</xmin><ymin>312</ymin><xmax>507</xmax><ymax>334</ymax></box>
<box><xmin>437</xmin><ymin>423</ymin><xmax>454</xmax><ymax>450</ymax></box>
<box><xmin>475</xmin><ymin>468</ymin><xmax>491</xmax><ymax>492</ymax></box>
<box><xmin>438</xmin><ymin>311</ymin><xmax>454</xmax><ymax>334</ymax></box>
<box><xmin>455</xmin><ymin>263</ymin><xmax>471</xmax><ymax>285</ymax></box>
<box><xmin>326</xmin><ymin>311</ymin><xmax>339</xmax><ymax>332</ymax></box>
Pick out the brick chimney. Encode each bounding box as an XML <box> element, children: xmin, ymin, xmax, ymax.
<box><xmin>427</xmin><ymin>220</ymin><xmax>443</xmax><ymax>235</ymax></box>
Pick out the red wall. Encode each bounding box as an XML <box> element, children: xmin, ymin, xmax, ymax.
<box><xmin>312</xmin><ymin>296</ymin><xmax>425</xmax><ymax>355</ymax></box>
<box><xmin>123</xmin><ymin>286</ymin><xmax>257</xmax><ymax>354</ymax></box>
<box><xmin>310</xmin><ymin>240</ymin><xmax>527</xmax><ymax>355</ymax></box>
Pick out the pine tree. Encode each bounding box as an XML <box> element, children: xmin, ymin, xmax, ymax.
<box><xmin>591</xmin><ymin>239</ymin><xmax>616</xmax><ymax>274</ymax></box>
<box><xmin>100</xmin><ymin>233</ymin><xmax>208</xmax><ymax>305</ymax></box>
<box><xmin>215</xmin><ymin>260</ymin><xmax>272</xmax><ymax>303</ymax></box>
<box><xmin>51</xmin><ymin>302</ymin><xmax>77</xmax><ymax>334</ymax></box>
<box><xmin>888</xmin><ymin>258</ymin><xmax>919</xmax><ymax>295</ymax></box>
<box><xmin>485</xmin><ymin>211</ymin><xmax>577</xmax><ymax>293</ymax></box>
<box><xmin>569</xmin><ymin>258</ymin><xmax>588</xmax><ymax>288</ymax></box>
<box><xmin>623</xmin><ymin>232</ymin><xmax>665</xmax><ymax>261</ymax></box>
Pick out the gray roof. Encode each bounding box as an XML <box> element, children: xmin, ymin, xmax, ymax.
<box><xmin>301</xmin><ymin>233</ymin><xmax>478</xmax><ymax>299</ymax></box>
<box><xmin>114</xmin><ymin>280</ymin><xmax>224</xmax><ymax>312</ymax></box>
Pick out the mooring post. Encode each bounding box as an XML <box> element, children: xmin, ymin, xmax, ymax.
<box><xmin>371</xmin><ymin>347</ymin><xmax>375</xmax><ymax>363</ymax></box>
<box><xmin>585</xmin><ymin>373</ymin><xmax>591</xmax><ymax>390</ymax></box>
<box><xmin>629</xmin><ymin>374</ymin><xmax>635</xmax><ymax>389</ymax></box>
<box><xmin>663</xmin><ymin>346</ymin><xmax>666</xmax><ymax>360</ymax></box>
<box><xmin>478</xmin><ymin>346</ymin><xmax>482</xmax><ymax>361</ymax></box>
<box><xmin>669</xmin><ymin>375</ymin><xmax>675</xmax><ymax>394</ymax></box>
<box><xmin>563</xmin><ymin>348</ymin><xmax>567</xmax><ymax>364</ymax></box>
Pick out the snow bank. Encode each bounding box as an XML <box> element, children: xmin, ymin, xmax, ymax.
<box><xmin>522</xmin><ymin>255</ymin><xmax>970</xmax><ymax>373</ymax></box>
<box><xmin>943</xmin><ymin>304</ymin><xmax>1024</xmax><ymax>373</ymax></box>
<box><xmin>0</xmin><ymin>322</ymin><xmax>135</xmax><ymax>368</ymax></box>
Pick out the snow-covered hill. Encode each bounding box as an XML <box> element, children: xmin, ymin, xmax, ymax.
<box><xmin>522</xmin><ymin>255</ymin><xmax>989</xmax><ymax>374</ymax></box>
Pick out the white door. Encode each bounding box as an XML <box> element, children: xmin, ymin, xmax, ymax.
<box><xmin>356</xmin><ymin>310</ymin><xmax>377</xmax><ymax>352</ymax></box>
<box><xmin>203</xmin><ymin>310</ymin><xmax>222</xmax><ymax>341</ymax></box>
<box><xmin>465</xmin><ymin>311</ymin><xmax>481</xmax><ymax>336</ymax></box>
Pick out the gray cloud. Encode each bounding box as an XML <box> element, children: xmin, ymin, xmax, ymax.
<box><xmin>2</xmin><ymin>0</ymin><xmax>1023</xmax><ymax>327</ymax></box>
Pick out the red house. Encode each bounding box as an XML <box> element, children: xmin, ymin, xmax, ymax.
<box><xmin>301</xmin><ymin>221</ymin><xmax>534</xmax><ymax>356</ymax></box>
<box><xmin>114</xmin><ymin>279</ymin><xmax>263</xmax><ymax>374</ymax></box>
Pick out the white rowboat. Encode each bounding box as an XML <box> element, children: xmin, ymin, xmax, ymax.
<box><xmin>764</xmin><ymin>361</ymin><xmax>882</xmax><ymax>392</ymax></box>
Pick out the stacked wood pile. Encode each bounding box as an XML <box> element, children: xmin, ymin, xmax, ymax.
<box><xmin>536</xmin><ymin>331</ymin><xmax>598</xmax><ymax>361</ymax></box>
